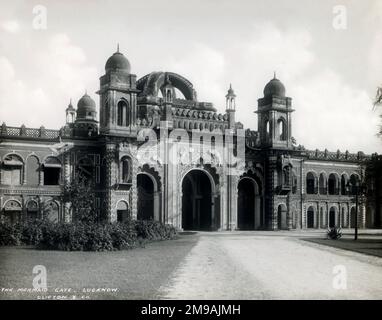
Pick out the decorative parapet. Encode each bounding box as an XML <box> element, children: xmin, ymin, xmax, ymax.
<box><xmin>305</xmin><ymin>148</ymin><xmax>370</xmax><ymax>162</ymax></box>
<box><xmin>0</xmin><ymin>123</ymin><xmax>62</xmax><ymax>140</ymax></box>
<box><xmin>171</xmin><ymin>107</ymin><xmax>228</xmax><ymax>123</ymax></box>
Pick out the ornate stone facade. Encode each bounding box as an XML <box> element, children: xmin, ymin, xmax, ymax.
<box><xmin>0</xmin><ymin>49</ymin><xmax>378</xmax><ymax>230</ymax></box>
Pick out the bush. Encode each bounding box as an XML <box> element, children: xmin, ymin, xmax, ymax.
<box><xmin>0</xmin><ymin>222</ymin><xmax>22</xmax><ymax>246</ymax></box>
<box><xmin>327</xmin><ymin>227</ymin><xmax>342</xmax><ymax>240</ymax></box>
<box><xmin>0</xmin><ymin>218</ymin><xmax>177</xmax><ymax>251</ymax></box>
<box><xmin>134</xmin><ymin>220</ymin><xmax>177</xmax><ymax>241</ymax></box>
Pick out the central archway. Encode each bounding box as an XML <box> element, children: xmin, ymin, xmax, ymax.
<box><xmin>182</xmin><ymin>169</ymin><xmax>215</xmax><ymax>231</ymax></box>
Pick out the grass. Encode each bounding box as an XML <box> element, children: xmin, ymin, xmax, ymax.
<box><xmin>304</xmin><ymin>237</ymin><xmax>382</xmax><ymax>258</ymax></box>
<box><xmin>0</xmin><ymin>233</ymin><xmax>198</xmax><ymax>300</ymax></box>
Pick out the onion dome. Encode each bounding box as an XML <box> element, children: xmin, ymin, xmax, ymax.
<box><xmin>263</xmin><ymin>73</ymin><xmax>286</xmax><ymax>97</ymax></box>
<box><xmin>105</xmin><ymin>45</ymin><xmax>131</xmax><ymax>73</ymax></box>
<box><xmin>76</xmin><ymin>93</ymin><xmax>97</xmax><ymax>120</ymax></box>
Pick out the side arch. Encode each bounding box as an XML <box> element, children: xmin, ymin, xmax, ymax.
<box><xmin>116</xmin><ymin>200</ymin><xmax>130</xmax><ymax>222</ymax></box>
<box><xmin>277</xmin><ymin>203</ymin><xmax>288</xmax><ymax>230</ymax></box>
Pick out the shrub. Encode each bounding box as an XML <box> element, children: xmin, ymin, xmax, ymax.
<box><xmin>0</xmin><ymin>218</ymin><xmax>177</xmax><ymax>251</ymax></box>
<box><xmin>134</xmin><ymin>220</ymin><xmax>177</xmax><ymax>241</ymax></box>
<box><xmin>21</xmin><ymin>219</ymin><xmax>46</xmax><ymax>245</ymax></box>
<box><xmin>327</xmin><ymin>227</ymin><xmax>342</xmax><ymax>240</ymax></box>
<box><xmin>108</xmin><ymin>221</ymin><xmax>138</xmax><ymax>250</ymax></box>
<box><xmin>0</xmin><ymin>222</ymin><xmax>22</xmax><ymax>246</ymax></box>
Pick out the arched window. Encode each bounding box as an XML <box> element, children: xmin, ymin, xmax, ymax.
<box><xmin>45</xmin><ymin>201</ymin><xmax>59</xmax><ymax>222</ymax></box>
<box><xmin>120</xmin><ymin>156</ymin><xmax>132</xmax><ymax>183</ymax></box>
<box><xmin>328</xmin><ymin>173</ymin><xmax>339</xmax><ymax>195</ymax></box>
<box><xmin>264</xmin><ymin>119</ymin><xmax>270</xmax><ymax>139</ymax></box>
<box><xmin>306</xmin><ymin>172</ymin><xmax>317</xmax><ymax>194</ymax></box>
<box><xmin>26</xmin><ymin>156</ymin><xmax>40</xmax><ymax>185</ymax></box>
<box><xmin>1</xmin><ymin>154</ymin><xmax>23</xmax><ymax>185</ymax></box>
<box><xmin>349</xmin><ymin>174</ymin><xmax>359</xmax><ymax>195</ymax></box>
<box><xmin>26</xmin><ymin>200</ymin><xmax>39</xmax><ymax>221</ymax></box>
<box><xmin>211</xmin><ymin>136</ymin><xmax>215</xmax><ymax>151</ymax></box>
<box><xmin>319</xmin><ymin>173</ymin><xmax>327</xmax><ymax>194</ymax></box>
<box><xmin>199</xmin><ymin>136</ymin><xmax>204</xmax><ymax>156</ymax></box>
<box><xmin>44</xmin><ymin>157</ymin><xmax>61</xmax><ymax>185</ymax></box>
<box><xmin>277</xmin><ymin>118</ymin><xmax>287</xmax><ymax>140</ymax></box>
<box><xmin>3</xmin><ymin>200</ymin><xmax>22</xmax><ymax>224</ymax></box>
<box><xmin>117</xmin><ymin>100</ymin><xmax>130</xmax><ymax>127</ymax></box>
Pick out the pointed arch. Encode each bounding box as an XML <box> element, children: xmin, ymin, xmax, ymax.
<box><xmin>306</xmin><ymin>171</ymin><xmax>318</xmax><ymax>194</ymax></box>
<box><xmin>1</xmin><ymin>154</ymin><xmax>24</xmax><ymax>185</ymax></box>
<box><xmin>26</xmin><ymin>155</ymin><xmax>40</xmax><ymax>186</ymax></box>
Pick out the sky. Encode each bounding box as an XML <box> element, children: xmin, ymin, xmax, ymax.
<box><xmin>0</xmin><ymin>0</ymin><xmax>382</xmax><ymax>154</ymax></box>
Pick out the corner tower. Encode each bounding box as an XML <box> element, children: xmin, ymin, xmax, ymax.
<box><xmin>256</xmin><ymin>74</ymin><xmax>294</xmax><ymax>149</ymax></box>
<box><xmin>98</xmin><ymin>46</ymin><xmax>139</xmax><ymax>136</ymax></box>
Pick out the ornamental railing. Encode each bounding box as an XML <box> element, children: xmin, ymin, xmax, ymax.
<box><xmin>305</xmin><ymin>148</ymin><xmax>370</xmax><ymax>162</ymax></box>
<box><xmin>1</xmin><ymin>123</ymin><xmax>61</xmax><ymax>140</ymax></box>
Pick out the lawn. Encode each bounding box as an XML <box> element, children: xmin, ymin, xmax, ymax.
<box><xmin>304</xmin><ymin>237</ymin><xmax>382</xmax><ymax>258</ymax></box>
<box><xmin>0</xmin><ymin>233</ymin><xmax>198</xmax><ymax>300</ymax></box>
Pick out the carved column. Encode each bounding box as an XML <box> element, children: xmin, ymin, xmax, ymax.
<box><xmin>105</xmin><ymin>143</ymin><xmax>116</xmax><ymax>222</ymax></box>
<box><xmin>131</xmin><ymin>154</ymin><xmax>138</xmax><ymax>220</ymax></box>
<box><xmin>360</xmin><ymin>203</ymin><xmax>366</xmax><ymax>229</ymax></box>
<box><xmin>63</xmin><ymin>152</ymin><xmax>71</xmax><ymax>222</ymax></box>
<box><xmin>267</xmin><ymin>156</ymin><xmax>278</xmax><ymax>230</ymax></box>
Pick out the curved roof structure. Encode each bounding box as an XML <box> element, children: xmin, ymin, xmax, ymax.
<box><xmin>137</xmin><ymin>72</ymin><xmax>197</xmax><ymax>101</ymax></box>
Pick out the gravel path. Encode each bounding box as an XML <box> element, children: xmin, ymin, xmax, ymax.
<box><xmin>160</xmin><ymin>233</ymin><xmax>382</xmax><ymax>299</ymax></box>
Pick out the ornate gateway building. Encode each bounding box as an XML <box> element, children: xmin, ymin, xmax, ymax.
<box><xmin>0</xmin><ymin>49</ymin><xmax>377</xmax><ymax>230</ymax></box>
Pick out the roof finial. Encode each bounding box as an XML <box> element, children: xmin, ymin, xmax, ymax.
<box><xmin>85</xmin><ymin>89</ymin><xmax>87</xmax><ymax>95</ymax></box>
<box><xmin>69</xmin><ymin>98</ymin><xmax>72</xmax><ymax>105</ymax></box>
<box><xmin>117</xmin><ymin>43</ymin><xmax>120</xmax><ymax>53</ymax></box>
<box><xmin>229</xmin><ymin>83</ymin><xmax>232</xmax><ymax>90</ymax></box>
<box><xmin>273</xmin><ymin>71</ymin><xmax>276</xmax><ymax>79</ymax></box>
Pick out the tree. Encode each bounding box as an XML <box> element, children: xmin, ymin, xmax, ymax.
<box><xmin>364</xmin><ymin>154</ymin><xmax>382</xmax><ymax>228</ymax></box>
<box><xmin>373</xmin><ymin>86</ymin><xmax>382</xmax><ymax>110</ymax></box>
<box><xmin>62</xmin><ymin>176</ymin><xmax>97</xmax><ymax>224</ymax></box>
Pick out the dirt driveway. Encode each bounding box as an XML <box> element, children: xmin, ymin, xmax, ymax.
<box><xmin>160</xmin><ymin>232</ymin><xmax>382</xmax><ymax>299</ymax></box>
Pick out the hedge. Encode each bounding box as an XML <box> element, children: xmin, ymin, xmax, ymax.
<box><xmin>0</xmin><ymin>219</ymin><xmax>177</xmax><ymax>251</ymax></box>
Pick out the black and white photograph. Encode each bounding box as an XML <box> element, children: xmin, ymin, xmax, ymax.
<box><xmin>0</xmin><ymin>0</ymin><xmax>382</xmax><ymax>312</ymax></box>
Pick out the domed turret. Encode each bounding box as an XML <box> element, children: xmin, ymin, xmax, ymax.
<box><xmin>76</xmin><ymin>93</ymin><xmax>97</xmax><ymax>121</ymax></box>
<box><xmin>66</xmin><ymin>99</ymin><xmax>75</xmax><ymax>112</ymax></box>
<box><xmin>105</xmin><ymin>46</ymin><xmax>131</xmax><ymax>73</ymax></box>
<box><xmin>225</xmin><ymin>83</ymin><xmax>236</xmax><ymax>111</ymax></box>
<box><xmin>263</xmin><ymin>73</ymin><xmax>286</xmax><ymax>97</ymax></box>
<box><xmin>65</xmin><ymin>99</ymin><xmax>76</xmax><ymax>124</ymax></box>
